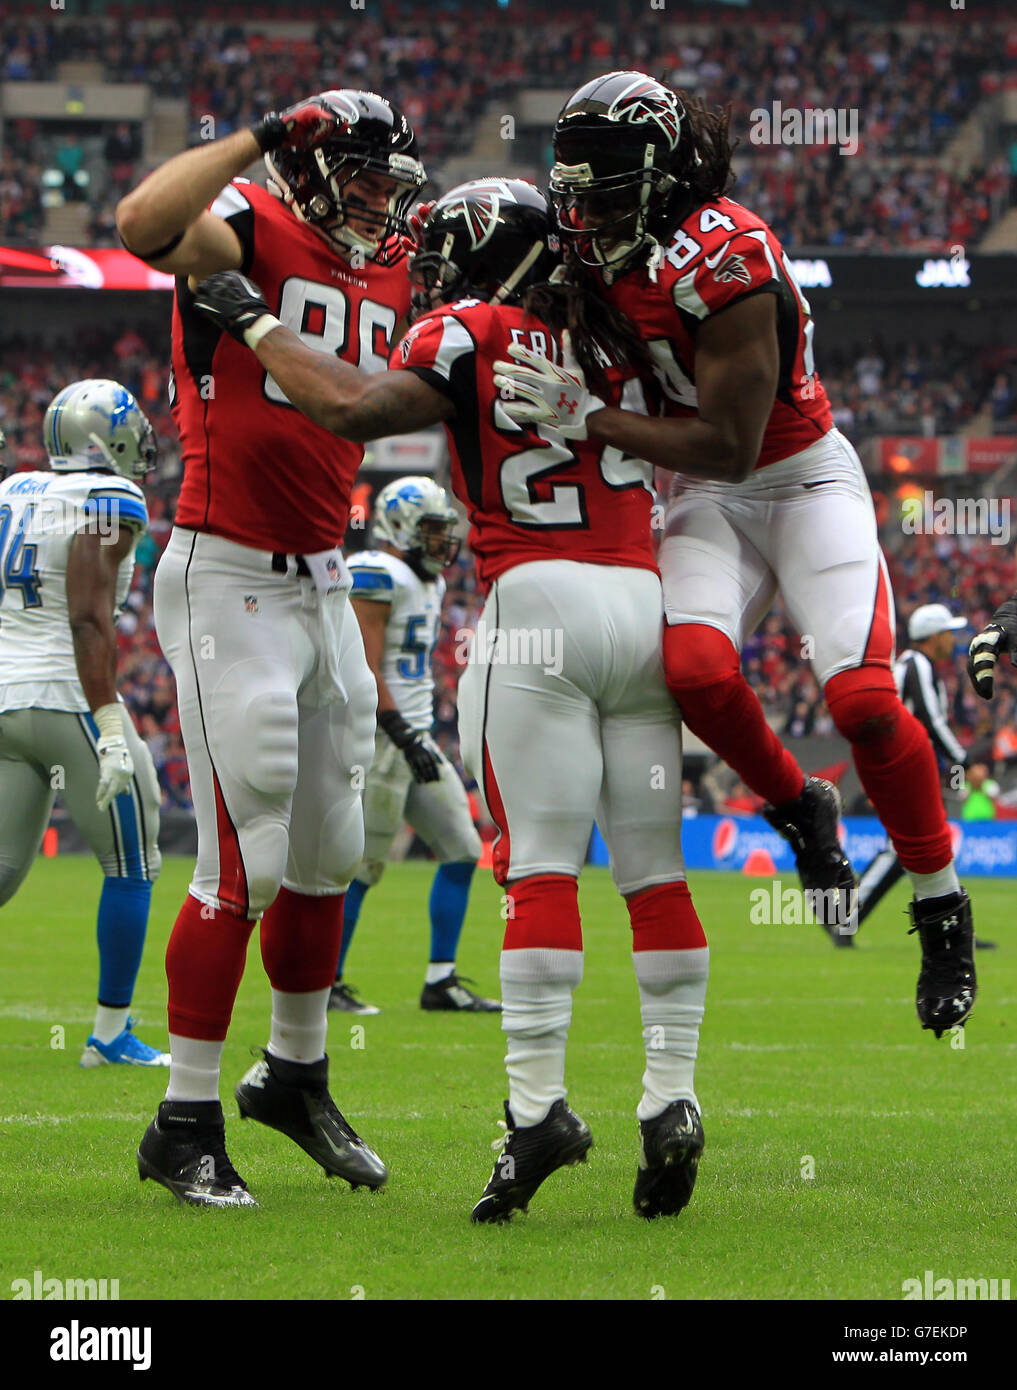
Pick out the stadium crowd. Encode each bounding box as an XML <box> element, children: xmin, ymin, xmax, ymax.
<box><xmin>1</xmin><ymin>2</ymin><xmax>1013</xmax><ymax>250</ymax></box>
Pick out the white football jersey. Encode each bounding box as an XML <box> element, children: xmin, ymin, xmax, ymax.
<box><xmin>0</xmin><ymin>469</ymin><xmax>147</xmax><ymax>713</ymax></box>
<box><xmin>349</xmin><ymin>549</ymin><xmax>445</xmax><ymax>731</ymax></box>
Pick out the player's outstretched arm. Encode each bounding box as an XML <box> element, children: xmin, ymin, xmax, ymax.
<box><xmin>193</xmin><ymin>271</ymin><xmax>454</xmax><ymax>440</ymax></box>
<box><xmin>116</xmin><ymin>99</ymin><xmax>340</xmax><ymax>277</ymax></box>
<box><xmin>968</xmin><ymin>595</ymin><xmax>1017</xmax><ymax>700</ymax></box>
<box><xmin>585</xmin><ymin>293</ymin><xmax>779</xmax><ymax>482</ymax></box>
<box><xmin>66</xmin><ymin>526</ymin><xmax>137</xmax><ymax>811</ymax></box>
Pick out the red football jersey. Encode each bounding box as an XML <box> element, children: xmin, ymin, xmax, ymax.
<box><xmin>601</xmin><ymin>196</ymin><xmax>834</xmax><ymax>469</ymax></box>
<box><xmin>171</xmin><ymin>179</ymin><xmax>411</xmax><ymax>552</ymax></box>
<box><xmin>390</xmin><ymin>298</ymin><xmax>658</xmax><ymax>588</ymax></box>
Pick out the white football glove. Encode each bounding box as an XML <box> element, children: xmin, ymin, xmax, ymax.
<box><xmin>94</xmin><ymin>703</ymin><xmax>134</xmax><ymax>811</ymax></box>
<box><xmin>968</xmin><ymin>595</ymin><xmax>1017</xmax><ymax>700</ymax></box>
<box><xmin>493</xmin><ymin>330</ymin><xmax>606</xmax><ymax>440</ymax></box>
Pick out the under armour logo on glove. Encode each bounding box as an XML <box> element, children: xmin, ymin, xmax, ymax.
<box><xmin>493</xmin><ymin>331</ymin><xmax>606</xmax><ymax>441</ymax></box>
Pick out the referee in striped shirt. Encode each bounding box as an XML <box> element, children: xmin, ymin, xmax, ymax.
<box><xmin>855</xmin><ymin>604</ymin><xmax>994</xmax><ymax>947</ymax></box>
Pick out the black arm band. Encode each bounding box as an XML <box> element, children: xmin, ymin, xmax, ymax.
<box><xmin>119</xmin><ymin>227</ymin><xmax>185</xmax><ymax>262</ymax></box>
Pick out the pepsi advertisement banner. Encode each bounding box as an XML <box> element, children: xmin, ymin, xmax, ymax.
<box><xmin>589</xmin><ymin>816</ymin><xmax>1017</xmax><ymax>877</ymax></box>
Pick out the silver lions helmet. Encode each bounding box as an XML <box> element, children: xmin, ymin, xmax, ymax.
<box><xmin>43</xmin><ymin>379</ymin><xmax>157</xmax><ymax>477</ymax></box>
<box><xmin>372</xmin><ymin>475</ymin><xmax>460</xmax><ymax>577</ymax></box>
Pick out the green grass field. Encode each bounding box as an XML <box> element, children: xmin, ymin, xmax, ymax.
<box><xmin>2</xmin><ymin>857</ymin><xmax>1015</xmax><ymax>1302</ymax></box>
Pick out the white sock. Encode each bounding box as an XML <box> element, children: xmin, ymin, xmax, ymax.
<box><xmin>93</xmin><ymin>1004</ymin><xmax>129</xmax><ymax>1043</ymax></box>
<box><xmin>909</xmin><ymin>864</ymin><xmax>961</xmax><ymax>901</ymax></box>
<box><xmin>633</xmin><ymin>947</ymin><xmax>710</xmax><ymax>1122</ymax></box>
<box><xmin>268</xmin><ymin>987</ymin><xmax>330</xmax><ymax>1064</ymax></box>
<box><xmin>500</xmin><ymin>948</ymin><xmax>583</xmax><ymax>1128</ymax></box>
<box><xmin>165</xmin><ymin>1034</ymin><xmax>224</xmax><ymax>1102</ymax></box>
<box><xmin>425</xmin><ymin>961</ymin><xmax>455</xmax><ymax>985</ymax></box>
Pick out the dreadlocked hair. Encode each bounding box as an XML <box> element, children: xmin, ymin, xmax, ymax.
<box><xmin>669</xmin><ymin>89</ymin><xmax>738</xmax><ymax>214</ymax></box>
<box><xmin>521</xmin><ymin>279</ymin><xmax>654</xmax><ymax>401</ymax></box>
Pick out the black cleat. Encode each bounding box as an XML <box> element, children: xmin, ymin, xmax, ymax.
<box><xmin>235</xmin><ymin>1051</ymin><xmax>387</xmax><ymax>1190</ymax></box>
<box><xmin>908</xmin><ymin>890</ymin><xmax>976</xmax><ymax>1038</ymax></box>
<box><xmin>137</xmin><ymin>1099</ymin><xmax>257</xmax><ymax>1208</ymax></box>
<box><xmin>470</xmin><ymin>1098</ymin><xmax>592</xmax><ymax>1223</ymax></box>
<box><xmin>634</xmin><ymin>1099</ymin><xmax>704</xmax><ymax>1219</ymax></box>
<box><xmin>421</xmin><ymin>972</ymin><xmax>501</xmax><ymax>1012</ymax></box>
<box><xmin>328</xmin><ymin>981</ymin><xmax>381</xmax><ymax>1015</ymax></box>
<box><xmin>763</xmin><ymin>776</ymin><xmax>857</xmax><ymax>936</ymax></box>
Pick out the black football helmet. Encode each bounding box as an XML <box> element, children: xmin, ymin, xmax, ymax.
<box><xmin>550</xmin><ymin>71</ymin><xmax>696</xmax><ymax>276</ymax></box>
<box><xmin>265</xmin><ymin>89</ymin><xmax>427</xmax><ymax>264</ymax></box>
<box><xmin>407</xmin><ymin>177</ymin><xmax>560</xmax><ymax>320</ymax></box>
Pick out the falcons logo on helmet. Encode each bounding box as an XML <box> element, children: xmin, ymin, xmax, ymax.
<box><xmin>440</xmin><ymin>191</ymin><xmax>502</xmax><ymax>250</ymax></box>
<box><xmin>607</xmin><ymin>77</ymin><xmax>682</xmax><ymax>150</ymax></box>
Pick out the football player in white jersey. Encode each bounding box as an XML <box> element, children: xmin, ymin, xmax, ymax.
<box><xmin>0</xmin><ymin>380</ymin><xmax>165</xmax><ymax>1065</ymax></box>
<box><xmin>330</xmin><ymin>476</ymin><xmax>496</xmax><ymax>1015</ymax></box>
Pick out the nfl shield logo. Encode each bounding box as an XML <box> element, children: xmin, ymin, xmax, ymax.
<box><xmin>245</xmin><ymin>594</ymin><xmax>259</xmax><ymax>614</ymax></box>
<box><xmin>326</xmin><ymin>558</ymin><xmax>339</xmax><ymax>581</ymax></box>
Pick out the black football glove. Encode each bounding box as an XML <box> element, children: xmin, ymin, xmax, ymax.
<box><xmin>967</xmin><ymin>594</ymin><xmax>1017</xmax><ymax>700</ymax></box>
<box><xmin>378</xmin><ymin>709</ymin><xmax>443</xmax><ymax>784</ymax></box>
<box><xmin>250</xmin><ymin>98</ymin><xmax>341</xmax><ymax>155</ymax></box>
<box><xmin>193</xmin><ymin>272</ymin><xmax>272</xmax><ymax>344</ymax></box>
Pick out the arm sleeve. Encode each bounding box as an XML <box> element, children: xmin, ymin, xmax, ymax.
<box><xmin>209</xmin><ymin>179</ymin><xmax>256</xmax><ymax>276</ymax></box>
<box><xmin>389</xmin><ymin>309</ymin><xmax>477</xmax><ymax>408</ymax></box>
<box><xmin>82</xmin><ymin>483</ymin><xmax>148</xmax><ymax>534</ymax></box>
<box><xmin>349</xmin><ymin>561</ymin><xmax>396</xmax><ymax>603</ymax></box>
<box><xmin>684</xmin><ymin>229</ymin><xmax>782</xmax><ymax>324</ymax></box>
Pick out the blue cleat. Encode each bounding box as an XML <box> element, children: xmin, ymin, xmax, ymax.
<box><xmin>80</xmin><ymin>1018</ymin><xmax>170</xmax><ymax>1068</ymax></box>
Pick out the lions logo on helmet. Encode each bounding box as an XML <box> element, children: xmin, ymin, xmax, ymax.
<box><xmin>43</xmin><ymin>379</ymin><xmax>157</xmax><ymax>478</ymax></box>
<box><xmin>372</xmin><ymin>476</ymin><xmax>460</xmax><ymax>578</ymax></box>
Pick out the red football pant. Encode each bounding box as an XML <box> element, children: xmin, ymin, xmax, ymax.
<box><xmin>663</xmin><ymin>623</ymin><xmax>804</xmax><ymax>807</ymax></box>
<box><xmin>825</xmin><ymin>667</ymin><xmax>953</xmax><ymax>873</ymax></box>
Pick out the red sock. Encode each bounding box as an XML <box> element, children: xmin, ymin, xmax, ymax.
<box><xmin>664</xmin><ymin>624</ymin><xmax>804</xmax><ymax>806</ymax></box>
<box><xmin>627</xmin><ymin>881</ymin><xmax>708</xmax><ymax>951</ymax></box>
<box><xmin>825</xmin><ymin>667</ymin><xmax>953</xmax><ymax>873</ymax></box>
<box><xmin>260</xmin><ymin>885</ymin><xmax>345</xmax><ymax>992</ymax></box>
<box><xmin>166</xmin><ymin>893</ymin><xmax>256</xmax><ymax>1041</ymax></box>
<box><xmin>502</xmin><ymin>875</ymin><xmax>582</xmax><ymax>951</ymax></box>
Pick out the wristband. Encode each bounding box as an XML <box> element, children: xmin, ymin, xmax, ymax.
<box><xmin>243</xmin><ymin>314</ymin><xmax>283</xmax><ymax>350</ymax></box>
<box><xmin>94</xmin><ymin>702</ymin><xmax>124</xmax><ymax>744</ymax></box>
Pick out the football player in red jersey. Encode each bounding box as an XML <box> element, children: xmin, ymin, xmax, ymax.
<box><xmin>115</xmin><ymin>91</ymin><xmax>426</xmax><ymax>1207</ymax></box>
<box><xmin>497</xmin><ymin>71</ymin><xmax>975</xmax><ymax>1037</ymax></box>
<box><xmin>194</xmin><ymin>178</ymin><xmax>710</xmax><ymax>1224</ymax></box>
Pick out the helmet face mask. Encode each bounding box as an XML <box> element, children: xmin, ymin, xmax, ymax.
<box><xmin>266</xmin><ymin>90</ymin><xmax>426</xmax><ymax>264</ymax></box>
<box><xmin>372</xmin><ymin>476</ymin><xmax>460</xmax><ymax>578</ymax></box>
<box><xmin>551</xmin><ymin>72</ymin><xmax>689</xmax><ymax>274</ymax></box>
<box><xmin>43</xmin><ymin>379</ymin><xmax>157</xmax><ymax>478</ymax></box>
